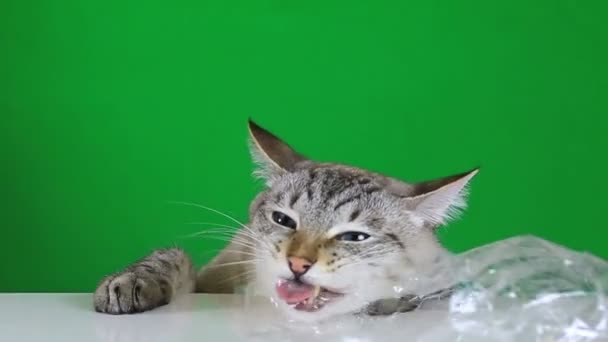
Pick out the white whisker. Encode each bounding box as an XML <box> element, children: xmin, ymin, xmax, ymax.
<box><xmin>171</xmin><ymin>201</ymin><xmax>273</xmax><ymax>251</ymax></box>
<box><xmin>218</xmin><ymin>269</ymin><xmax>257</xmax><ymax>285</ymax></box>
<box><xmin>190</xmin><ymin>235</ymin><xmax>258</xmax><ymax>250</ymax></box>
<box><xmin>170</xmin><ymin>201</ymin><xmax>251</xmax><ymax>231</ymax></box>
<box><xmin>206</xmin><ymin>260</ymin><xmax>260</xmax><ymax>269</ymax></box>
<box><xmin>186</xmin><ymin>222</ymin><xmax>240</xmax><ymax>230</ymax></box>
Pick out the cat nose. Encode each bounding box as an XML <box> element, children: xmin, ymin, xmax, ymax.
<box><xmin>288</xmin><ymin>256</ymin><xmax>313</xmax><ymax>276</ymax></box>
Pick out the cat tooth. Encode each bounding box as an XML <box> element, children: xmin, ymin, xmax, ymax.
<box><xmin>313</xmin><ymin>285</ymin><xmax>321</xmax><ymax>299</ymax></box>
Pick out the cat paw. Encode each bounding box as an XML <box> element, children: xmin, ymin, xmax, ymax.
<box><xmin>94</xmin><ymin>272</ymin><xmax>171</xmax><ymax>314</ymax></box>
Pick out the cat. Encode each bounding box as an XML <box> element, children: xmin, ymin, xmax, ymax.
<box><xmin>94</xmin><ymin>119</ymin><xmax>478</xmax><ymax>321</ymax></box>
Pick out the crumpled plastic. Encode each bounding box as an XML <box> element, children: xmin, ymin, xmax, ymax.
<box><xmin>445</xmin><ymin>235</ymin><xmax>607</xmax><ymax>341</ymax></box>
<box><xmin>238</xmin><ymin>235</ymin><xmax>608</xmax><ymax>342</ymax></box>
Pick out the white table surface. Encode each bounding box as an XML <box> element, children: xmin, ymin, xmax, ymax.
<box><xmin>0</xmin><ymin>293</ymin><xmax>460</xmax><ymax>342</ymax></box>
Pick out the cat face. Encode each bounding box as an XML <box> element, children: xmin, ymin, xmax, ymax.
<box><xmin>245</xmin><ymin>120</ymin><xmax>477</xmax><ymax>320</ymax></box>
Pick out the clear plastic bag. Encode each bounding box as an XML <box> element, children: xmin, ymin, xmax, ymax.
<box><xmin>235</xmin><ymin>236</ymin><xmax>608</xmax><ymax>341</ymax></box>
<box><xmin>445</xmin><ymin>236</ymin><xmax>608</xmax><ymax>341</ymax></box>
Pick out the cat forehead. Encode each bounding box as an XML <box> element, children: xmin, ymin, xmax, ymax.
<box><xmin>264</xmin><ymin>166</ymin><xmax>405</xmax><ymax>228</ymax></box>
<box><xmin>272</xmin><ymin>165</ymin><xmax>385</xmax><ymax>197</ymax></box>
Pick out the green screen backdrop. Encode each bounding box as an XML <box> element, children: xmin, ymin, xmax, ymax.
<box><xmin>1</xmin><ymin>0</ymin><xmax>607</xmax><ymax>292</ymax></box>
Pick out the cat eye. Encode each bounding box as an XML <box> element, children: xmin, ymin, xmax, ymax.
<box><xmin>336</xmin><ymin>231</ymin><xmax>371</xmax><ymax>242</ymax></box>
<box><xmin>271</xmin><ymin>211</ymin><xmax>297</xmax><ymax>229</ymax></box>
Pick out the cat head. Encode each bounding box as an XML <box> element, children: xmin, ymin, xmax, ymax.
<box><xmin>246</xmin><ymin>120</ymin><xmax>477</xmax><ymax>321</ymax></box>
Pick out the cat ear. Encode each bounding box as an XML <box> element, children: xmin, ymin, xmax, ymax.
<box><xmin>248</xmin><ymin>119</ymin><xmax>308</xmax><ymax>183</ymax></box>
<box><xmin>402</xmin><ymin>168</ymin><xmax>479</xmax><ymax>226</ymax></box>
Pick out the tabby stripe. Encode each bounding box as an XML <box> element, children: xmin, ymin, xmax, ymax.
<box><xmin>289</xmin><ymin>192</ymin><xmax>301</xmax><ymax>208</ymax></box>
<box><xmin>334</xmin><ymin>194</ymin><xmax>362</xmax><ymax>211</ymax></box>
<box><xmin>349</xmin><ymin>209</ymin><xmax>361</xmax><ymax>222</ymax></box>
<box><xmin>386</xmin><ymin>233</ymin><xmax>405</xmax><ymax>249</ymax></box>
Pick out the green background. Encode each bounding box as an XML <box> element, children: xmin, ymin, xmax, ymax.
<box><xmin>1</xmin><ymin>1</ymin><xmax>606</xmax><ymax>292</ymax></box>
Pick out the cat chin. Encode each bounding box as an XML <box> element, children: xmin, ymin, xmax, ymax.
<box><xmin>254</xmin><ymin>278</ymin><xmax>370</xmax><ymax>322</ymax></box>
<box><xmin>273</xmin><ymin>294</ymin><xmax>368</xmax><ymax>322</ymax></box>
<box><xmin>252</xmin><ymin>260</ymin><xmax>393</xmax><ymax>321</ymax></box>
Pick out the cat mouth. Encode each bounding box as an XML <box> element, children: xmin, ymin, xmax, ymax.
<box><xmin>275</xmin><ymin>279</ymin><xmax>343</xmax><ymax>312</ymax></box>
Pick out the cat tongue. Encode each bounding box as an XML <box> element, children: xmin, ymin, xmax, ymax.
<box><xmin>275</xmin><ymin>279</ymin><xmax>315</xmax><ymax>304</ymax></box>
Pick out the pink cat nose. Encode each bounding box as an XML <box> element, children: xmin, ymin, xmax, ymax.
<box><xmin>288</xmin><ymin>256</ymin><xmax>313</xmax><ymax>276</ymax></box>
